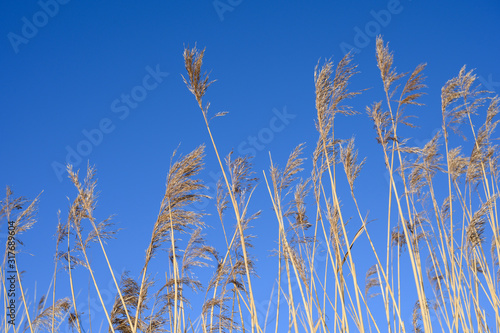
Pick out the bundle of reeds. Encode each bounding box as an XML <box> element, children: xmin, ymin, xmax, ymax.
<box><xmin>1</xmin><ymin>36</ymin><xmax>498</xmax><ymax>333</ymax></box>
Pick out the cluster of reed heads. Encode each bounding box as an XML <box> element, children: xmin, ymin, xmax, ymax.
<box><xmin>2</xmin><ymin>36</ymin><xmax>499</xmax><ymax>332</ymax></box>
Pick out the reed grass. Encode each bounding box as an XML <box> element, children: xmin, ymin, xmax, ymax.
<box><xmin>1</xmin><ymin>36</ymin><xmax>499</xmax><ymax>332</ymax></box>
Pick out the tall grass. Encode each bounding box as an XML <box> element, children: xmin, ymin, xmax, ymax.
<box><xmin>1</xmin><ymin>36</ymin><xmax>499</xmax><ymax>332</ymax></box>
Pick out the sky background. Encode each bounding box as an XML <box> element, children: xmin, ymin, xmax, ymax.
<box><xmin>1</xmin><ymin>0</ymin><xmax>500</xmax><ymax>331</ymax></box>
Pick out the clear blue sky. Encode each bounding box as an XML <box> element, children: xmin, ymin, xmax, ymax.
<box><xmin>1</xmin><ymin>0</ymin><xmax>499</xmax><ymax>331</ymax></box>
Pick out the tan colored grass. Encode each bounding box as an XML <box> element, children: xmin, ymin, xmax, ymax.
<box><xmin>1</xmin><ymin>36</ymin><xmax>499</xmax><ymax>333</ymax></box>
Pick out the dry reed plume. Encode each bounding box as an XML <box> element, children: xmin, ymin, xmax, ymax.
<box><xmin>1</xmin><ymin>36</ymin><xmax>499</xmax><ymax>333</ymax></box>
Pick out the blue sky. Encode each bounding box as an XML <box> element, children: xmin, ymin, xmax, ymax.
<box><xmin>1</xmin><ymin>0</ymin><xmax>500</xmax><ymax>331</ymax></box>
